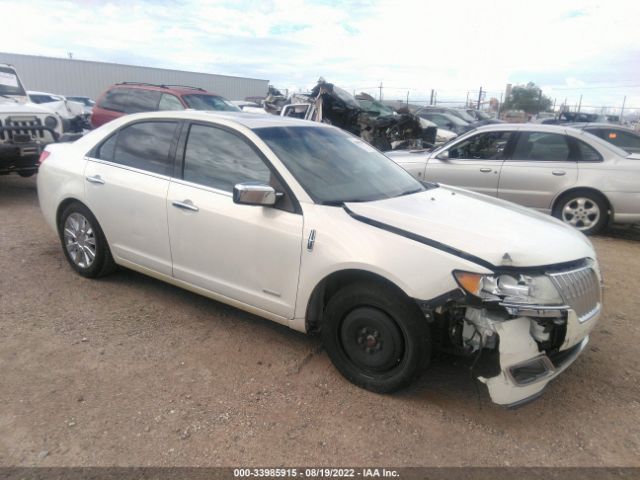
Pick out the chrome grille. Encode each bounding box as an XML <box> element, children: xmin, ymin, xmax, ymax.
<box><xmin>548</xmin><ymin>266</ymin><xmax>601</xmax><ymax>322</ymax></box>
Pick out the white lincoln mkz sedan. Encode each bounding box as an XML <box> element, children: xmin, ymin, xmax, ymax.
<box><xmin>38</xmin><ymin>111</ymin><xmax>602</xmax><ymax>407</ymax></box>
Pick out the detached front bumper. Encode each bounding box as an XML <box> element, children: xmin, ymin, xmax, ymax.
<box><xmin>478</xmin><ymin>306</ymin><xmax>600</xmax><ymax>407</ymax></box>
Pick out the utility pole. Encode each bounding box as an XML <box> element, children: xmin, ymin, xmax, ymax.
<box><xmin>621</xmin><ymin>95</ymin><xmax>627</xmax><ymax>122</ymax></box>
<box><xmin>379</xmin><ymin>82</ymin><xmax>383</xmax><ymax>101</ymax></box>
<box><xmin>577</xmin><ymin>94</ymin><xmax>583</xmax><ymax>113</ymax></box>
<box><xmin>429</xmin><ymin>89</ymin><xmax>434</xmax><ymax>106</ymax></box>
<box><xmin>466</xmin><ymin>91</ymin><xmax>470</xmax><ymax>107</ymax></box>
<box><xmin>536</xmin><ymin>89</ymin><xmax>543</xmax><ymax>114</ymax></box>
<box><xmin>552</xmin><ymin>98</ymin><xmax>556</xmax><ymax>112</ymax></box>
<box><xmin>477</xmin><ymin>86</ymin><xmax>483</xmax><ymax>110</ymax></box>
<box><xmin>434</xmin><ymin>91</ymin><xmax>437</xmax><ymax>106</ymax></box>
<box><xmin>498</xmin><ymin>92</ymin><xmax>503</xmax><ymax>117</ymax></box>
<box><xmin>406</xmin><ymin>91</ymin><xmax>409</xmax><ymax>105</ymax></box>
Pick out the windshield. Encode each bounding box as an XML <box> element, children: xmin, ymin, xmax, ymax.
<box><xmin>182</xmin><ymin>94</ymin><xmax>240</xmax><ymax>111</ymax></box>
<box><xmin>0</xmin><ymin>67</ymin><xmax>26</xmax><ymax>96</ymax></box>
<box><xmin>475</xmin><ymin>110</ymin><xmax>491</xmax><ymax>120</ymax></box>
<box><xmin>255</xmin><ymin>126</ymin><xmax>426</xmax><ymax>204</ymax></box>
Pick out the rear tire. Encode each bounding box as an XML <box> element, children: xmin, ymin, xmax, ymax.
<box><xmin>553</xmin><ymin>189</ymin><xmax>609</xmax><ymax>235</ymax></box>
<box><xmin>58</xmin><ymin>203</ymin><xmax>116</xmax><ymax>278</ymax></box>
<box><xmin>322</xmin><ymin>282</ymin><xmax>430</xmax><ymax>393</ymax></box>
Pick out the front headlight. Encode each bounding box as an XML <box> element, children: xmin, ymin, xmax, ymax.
<box><xmin>44</xmin><ymin>115</ymin><xmax>58</xmax><ymax>129</ymax></box>
<box><xmin>453</xmin><ymin>271</ymin><xmax>564</xmax><ymax>306</ymax></box>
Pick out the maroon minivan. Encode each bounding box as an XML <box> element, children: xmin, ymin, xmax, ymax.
<box><xmin>90</xmin><ymin>82</ymin><xmax>240</xmax><ymax>128</ymax></box>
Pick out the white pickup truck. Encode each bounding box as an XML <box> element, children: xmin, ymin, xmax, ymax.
<box><xmin>0</xmin><ymin>63</ymin><xmax>63</xmax><ymax>177</ymax></box>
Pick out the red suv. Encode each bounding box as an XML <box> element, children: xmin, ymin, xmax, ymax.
<box><xmin>90</xmin><ymin>82</ymin><xmax>240</xmax><ymax>128</ymax></box>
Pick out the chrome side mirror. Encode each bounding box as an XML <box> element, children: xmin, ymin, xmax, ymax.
<box><xmin>436</xmin><ymin>150</ymin><xmax>450</xmax><ymax>160</ymax></box>
<box><xmin>233</xmin><ymin>182</ymin><xmax>279</xmax><ymax>206</ymax></box>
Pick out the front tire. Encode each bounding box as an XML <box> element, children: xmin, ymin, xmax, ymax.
<box><xmin>322</xmin><ymin>282</ymin><xmax>430</xmax><ymax>393</ymax></box>
<box><xmin>58</xmin><ymin>203</ymin><xmax>116</xmax><ymax>278</ymax></box>
<box><xmin>553</xmin><ymin>190</ymin><xmax>609</xmax><ymax>235</ymax></box>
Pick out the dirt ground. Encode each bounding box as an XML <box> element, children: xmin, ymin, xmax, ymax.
<box><xmin>1</xmin><ymin>175</ymin><xmax>639</xmax><ymax>467</ymax></box>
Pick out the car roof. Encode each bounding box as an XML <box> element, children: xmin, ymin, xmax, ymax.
<box><xmin>117</xmin><ymin>110</ymin><xmax>330</xmax><ymax>130</ymax></box>
<box><xmin>108</xmin><ymin>82</ymin><xmax>220</xmax><ymax>96</ymax></box>
<box><xmin>469</xmin><ymin>123</ymin><xmax>586</xmax><ymax>134</ymax></box>
<box><xmin>565</xmin><ymin>122</ymin><xmax>637</xmax><ymax>131</ymax></box>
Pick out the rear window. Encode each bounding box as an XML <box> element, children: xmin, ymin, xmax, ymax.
<box><xmin>98</xmin><ymin>88</ymin><xmax>130</xmax><ymax>112</ymax></box>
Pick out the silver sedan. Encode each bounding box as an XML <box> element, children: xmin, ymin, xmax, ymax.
<box><xmin>387</xmin><ymin>123</ymin><xmax>640</xmax><ymax>234</ymax></box>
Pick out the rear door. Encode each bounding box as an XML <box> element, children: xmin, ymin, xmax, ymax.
<box><xmin>84</xmin><ymin>120</ymin><xmax>180</xmax><ymax>275</ymax></box>
<box><xmin>425</xmin><ymin>130</ymin><xmax>513</xmax><ymax>196</ymax></box>
<box><xmin>498</xmin><ymin>130</ymin><xmax>578</xmax><ymax>211</ymax></box>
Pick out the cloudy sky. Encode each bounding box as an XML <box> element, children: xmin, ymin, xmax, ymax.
<box><xmin>2</xmin><ymin>0</ymin><xmax>639</xmax><ymax>112</ymax></box>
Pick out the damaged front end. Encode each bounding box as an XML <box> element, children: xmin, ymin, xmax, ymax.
<box><xmin>422</xmin><ymin>259</ymin><xmax>602</xmax><ymax>407</ymax></box>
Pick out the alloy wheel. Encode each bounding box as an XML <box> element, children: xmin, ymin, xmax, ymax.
<box><xmin>561</xmin><ymin>197</ymin><xmax>601</xmax><ymax>231</ymax></box>
<box><xmin>63</xmin><ymin>213</ymin><xmax>97</xmax><ymax>268</ymax></box>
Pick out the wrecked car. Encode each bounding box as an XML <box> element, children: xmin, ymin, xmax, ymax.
<box><xmin>39</xmin><ymin>111</ymin><xmax>601</xmax><ymax>407</ymax></box>
<box><xmin>28</xmin><ymin>90</ymin><xmax>90</xmax><ymax>135</ymax></box>
<box><xmin>267</xmin><ymin>79</ymin><xmax>437</xmax><ymax>151</ymax></box>
<box><xmin>1</xmin><ymin>64</ymin><xmax>62</xmax><ymax>177</ymax></box>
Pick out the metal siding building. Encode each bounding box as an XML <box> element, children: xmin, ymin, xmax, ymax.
<box><xmin>0</xmin><ymin>52</ymin><xmax>269</xmax><ymax>101</ymax></box>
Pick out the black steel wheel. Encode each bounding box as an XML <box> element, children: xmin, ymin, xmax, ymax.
<box><xmin>322</xmin><ymin>282</ymin><xmax>430</xmax><ymax>393</ymax></box>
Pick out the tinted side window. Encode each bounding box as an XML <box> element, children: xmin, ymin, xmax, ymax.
<box><xmin>575</xmin><ymin>140</ymin><xmax>602</xmax><ymax>162</ymax></box>
<box><xmin>512</xmin><ymin>132</ymin><xmax>570</xmax><ymax>161</ymax></box>
<box><xmin>124</xmin><ymin>89</ymin><xmax>161</xmax><ymax>113</ymax></box>
<box><xmin>183</xmin><ymin>124</ymin><xmax>270</xmax><ymax>191</ymax></box>
<box><xmin>113</xmin><ymin>121</ymin><xmax>178</xmax><ymax>176</ymax></box>
<box><xmin>95</xmin><ymin>134</ymin><xmax>117</xmax><ymax>161</ymax></box>
<box><xmin>98</xmin><ymin>87</ymin><xmax>130</xmax><ymax>112</ymax></box>
<box><xmin>158</xmin><ymin>94</ymin><xmax>184</xmax><ymax>111</ymax></box>
<box><xmin>449</xmin><ymin>131</ymin><xmax>511</xmax><ymax>160</ymax></box>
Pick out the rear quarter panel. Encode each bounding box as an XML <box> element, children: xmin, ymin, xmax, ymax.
<box><xmin>37</xmin><ymin>142</ymin><xmax>88</xmax><ymax>234</ymax></box>
<box><xmin>577</xmin><ymin>156</ymin><xmax>640</xmax><ymax>221</ymax></box>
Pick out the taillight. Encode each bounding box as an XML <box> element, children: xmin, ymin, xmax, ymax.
<box><xmin>39</xmin><ymin>150</ymin><xmax>50</xmax><ymax>164</ymax></box>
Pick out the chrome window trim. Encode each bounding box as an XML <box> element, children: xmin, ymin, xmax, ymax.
<box><xmin>170</xmin><ymin>177</ymin><xmax>233</xmax><ymax>198</ymax></box>
<box><xmin>85</xmin><ymin>157</ymin><xmax>171</xmax><ymax>181</ymax></box>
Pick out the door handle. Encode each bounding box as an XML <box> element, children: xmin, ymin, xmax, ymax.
<box><xmin>86</xmin><ymin>174</ymin><xmax>105</xmax><ymax>185</ymax></box>
<box><xmin>552</xmin><ymin>170</ymin><xmax>566</xmax><ymax>176</ymax></box>
<box><xmin>479</xmin><ymin>168</ymin><xmax>492</xmax><ymax>173</ymax></box>
<box><xmin>172</xmin><ymin>200</ymin><xmax>199</xmax><ymax>212</ymax></box>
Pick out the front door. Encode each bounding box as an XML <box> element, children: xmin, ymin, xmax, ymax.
<box><xmin>426</xmin><ymin>130</ymin><xmax>513</xmax><ymax>196</ymax></box>
<box><xmin>167</xmin><ymin>123</ymin><xmax>303</xmax><ymax>319</ymax></box>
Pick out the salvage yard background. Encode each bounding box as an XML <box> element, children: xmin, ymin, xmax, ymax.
<box><xmin>1</xmin><ymin>175</ymin><xmax>639</xmax><ymax>466</ymax></box>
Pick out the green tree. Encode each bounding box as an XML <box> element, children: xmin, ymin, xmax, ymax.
<box><xmin>503</xmin><ymin>82</ymin><xmax>552</xmax><ymax>114</ymax></box>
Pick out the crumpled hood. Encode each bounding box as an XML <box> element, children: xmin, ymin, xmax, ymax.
<box><xmin>345</xmin><ymin>185</ymin><xmax>595</xmax><ymax>269</ymax></box>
